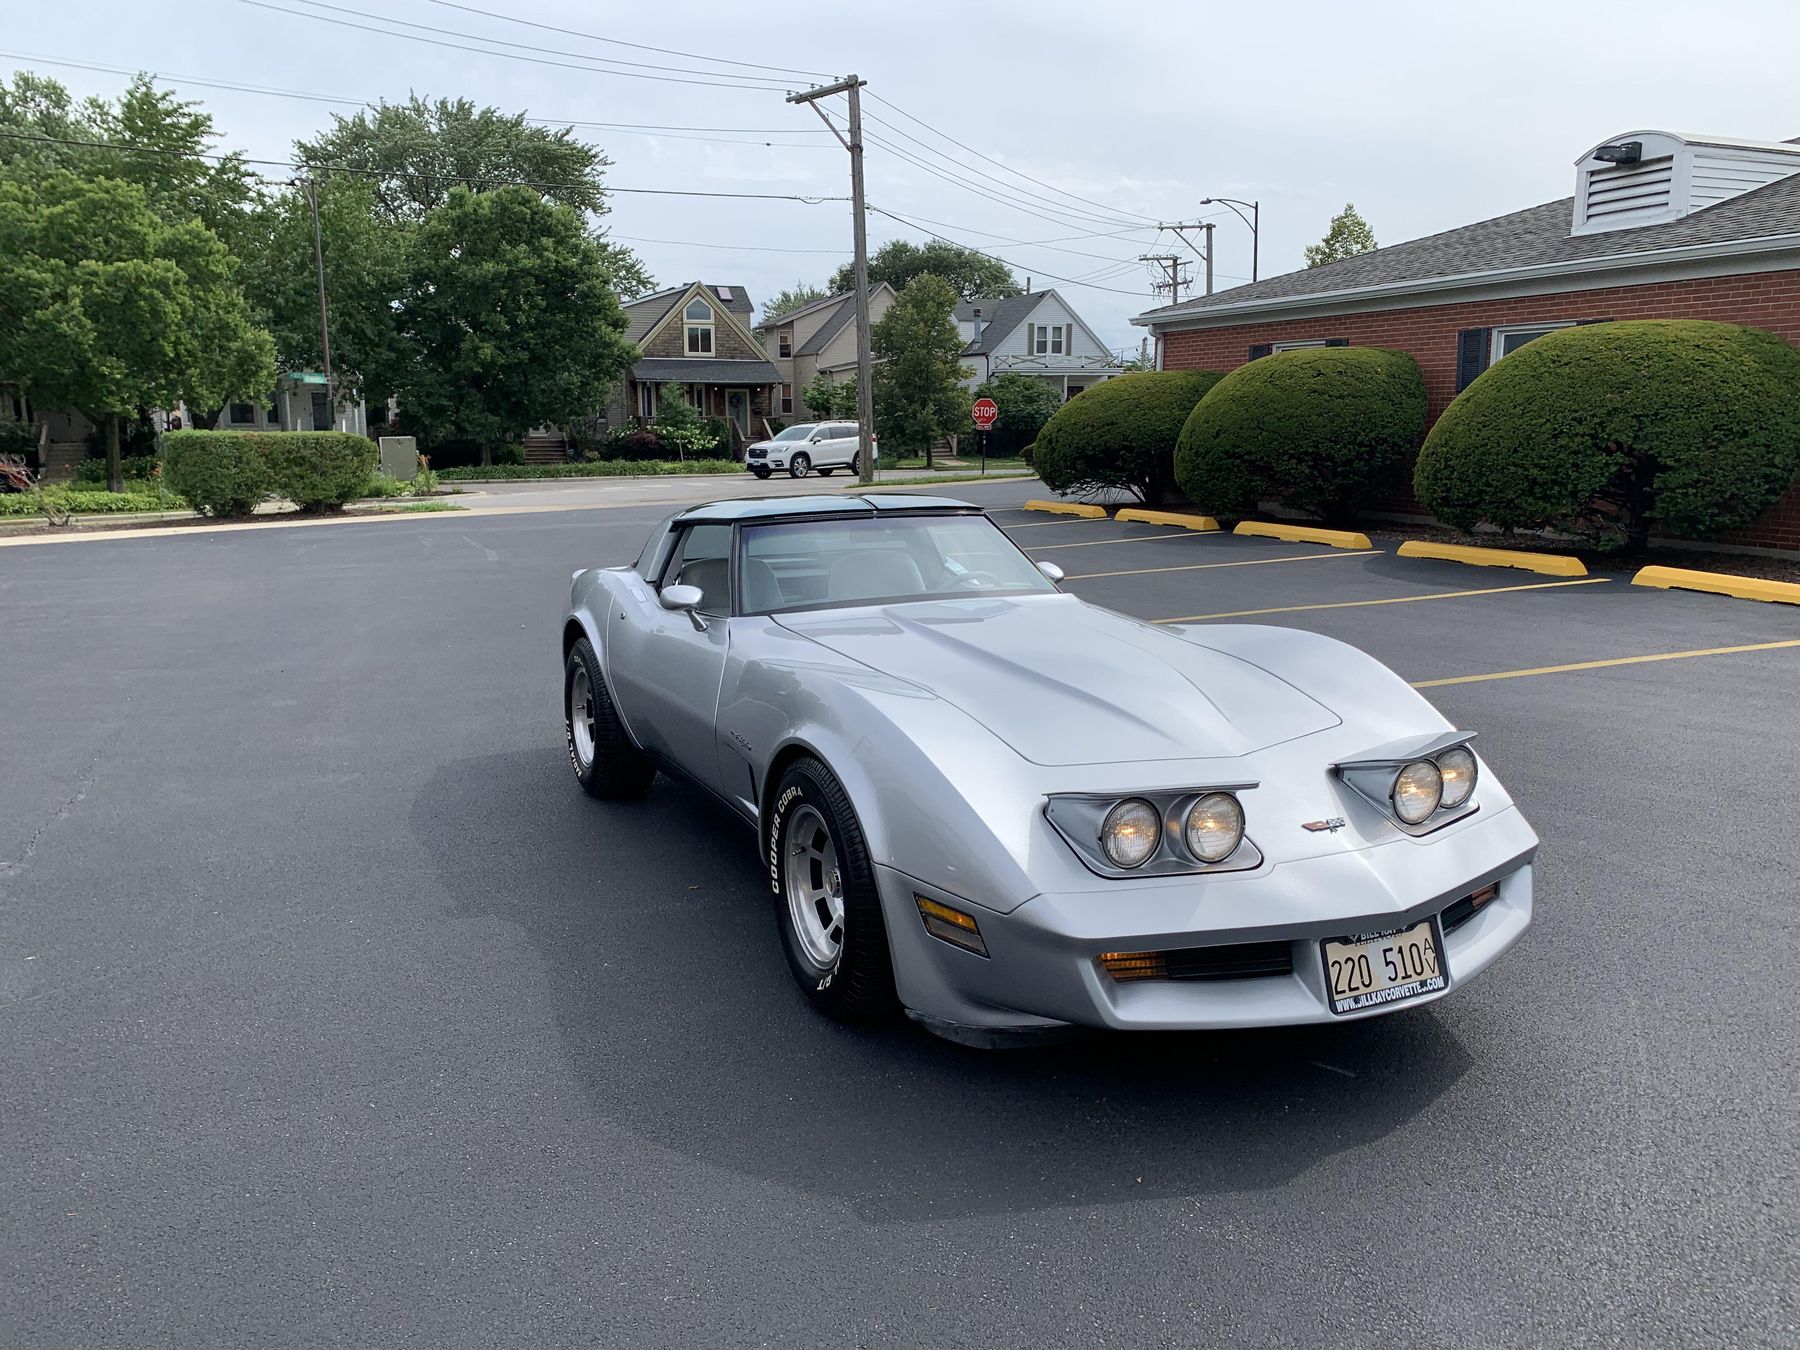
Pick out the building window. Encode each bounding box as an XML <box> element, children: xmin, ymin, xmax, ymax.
<box><xmin>1491</xmin><ymin>322</ymin><xmax>1575</xmax><ymax>363</ymax></box>
<box><xmin>637</xmin><ymin>382</ymin><xmax>655</xmax><ymax>418</ymax></box>
<box><xmin>229</xmin><ymin>401</ymin><xmax>255</xmax><ymax>425</ymax></box>
<box><xmin>1271</xmin><ymin>339</ymin><xmax>1328</xmax><ymax>352</ymax></box>
<box><xmin>684</xmin><ymin>298</ymin><xmax>714</xmax><ymax>355</ymax></box>
<box><xmin>781</xmin><ymin>383</ymin><xmax>793</xmax><ymax>415</ymax></box>
<box><xmin>778</xmin><ymin>328</ymin><xmax>792</xmax><ymax>358</ymax></box>
<box><xmin>1032</xmin><ymin>324</ymin><xmax>1069</xmax><ymax>356</ymax></box>
<box><xmin>687</xmin><ymin>383</ymin><xmax>705</xmax><ymax>411</ymax></box>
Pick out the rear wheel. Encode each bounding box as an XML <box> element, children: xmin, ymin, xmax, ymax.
<box><xmin>788</xmin><ymin>452</ymin><xmax>811</xmax><ymax>479</ymax></box>
<box><xmin>769</xmin><ymin>757</ymin><xmax>896</xmax><ymax>1020</ymax></box>
<box><xmin>564</xmin><ymin>637</ymin><xmax>654</xmax><ymax>800</ymax></box>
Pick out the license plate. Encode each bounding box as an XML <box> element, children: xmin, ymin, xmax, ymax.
<box><xmin>1321</xmin><ymin>918</ymin><xmax>1446</xmax><ymax>1016</ymax></box>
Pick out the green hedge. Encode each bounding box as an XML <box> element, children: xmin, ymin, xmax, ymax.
<box><xmin>0</xmin><ymin>485</ymin><xmax>185</xmax><ymax>517</ymax></box>
<box><xmin>163</xmin><ymin>430</ymin><xmax>378</xmax><ymax>516</ymax></box>
<box><xmin>1415</xmin><ymin>320</ymin><xmax>1800</xmax><ymax>548</ymax></box>
<box><xmin>1031</xmin><ymin>371</ymin><xmax>1224</xmax><ymax>501</ymax></box>
<box><xmin>437</xmin><ymin>459</ymin><xmax>741</xmax><ymax>481</ymax></box>
<box><xmin>1176</xmin><ymin>347</ymin><xmax>1426</xmax><ymax>522</ymax></box>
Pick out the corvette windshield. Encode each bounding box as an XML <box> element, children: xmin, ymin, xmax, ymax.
<box><xmin>738</xmin><ymin>514</ymin><xmax>1056</xmax><ymax>614</ymax></box>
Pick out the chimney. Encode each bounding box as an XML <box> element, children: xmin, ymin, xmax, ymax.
<box><xmin>972</xmin><ymin>306</ymin><xmax>983</xmax><ymax>343</ymax></box>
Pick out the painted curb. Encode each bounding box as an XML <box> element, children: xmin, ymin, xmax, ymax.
<box><xmin>1114</xmin><ymin>508</ymin><xmax>1220</xmax><ymax>531</ymax></box>
<box><xmin>1233</xmin><ymin>521</ymin><xmax>1372</xmax><ymax>549</ymax></box>
<box><xmin>1396</xmin><ymin>540</ymin><xmax>1586</xmax><ymax>577</ymax></box>
<box><xmin>1630</xmin><ymin>565</ymin><xmax>1800</xmax><ymax>605</ymax></box>
<box><xmin>1023</xmin><ymin>499</ymin><xmax>1108</xmax><ymax>519</ymax></box>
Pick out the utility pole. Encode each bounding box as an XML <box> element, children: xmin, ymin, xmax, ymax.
<box><xmin>1203</xmin><ymin>221</ymin><xmax>1215</xmax><ymax>296</ymax></box>
<box><xmin>301</xmin><ymin>178</ymin><xmax>335</xmax><ymax>429</ymax></box>
<box><xmin>1139</xmin><ymin>253</ymin><xmax>1188</xmax><ymax>306</ymax></box>
<box><xmin>789</xmin><ymin>76</ymin><xmax>874</xmax><ymax>484</ymax></box>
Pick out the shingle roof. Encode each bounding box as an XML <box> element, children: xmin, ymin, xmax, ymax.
<box><xmin>1136</xmin><ymin>172</ymin><xmax>1800</xmax><ymax>325</ymax></box>
<box><xmin>753</xmin><ymin>290</ymin><xmax>849</xmax><ymax>331</ymax></box>
<box><xmin>955</xmin><ymin>293</ymin><xmax>1042</xmax><ymax>354</ymax></box>
<box><xmin>632</xmin><ymin>356</ymin><xmax>782</xmax><ymax>384</ymax></box>
<box><xmin>621</xmin><ymin>284</ymin><xmax>754</xmax><ymax>343</ymax></box>
<box><xmin>794</xmin><ymin>299</ymin><xmax>855</xmax><ymax>356</ymax></box>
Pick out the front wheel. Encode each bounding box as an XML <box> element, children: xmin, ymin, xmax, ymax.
<box><xmin>769</xmin><ymin>757</ymin><xmax>896</xmax><ymax>1020</ymax></box>
<box><xmin>816</xmin><ymin>467</ymin><xmax>835</xmax><ymax>477</ymax></box>
<box><xmin>564</xmin><ymin>637</ymin><xmax>655</xmax><ymax>800</ymax></box>
<box><xmin>788</xmin><ymin>452</ymin><xmax>811</xmax><ymax>479</ymax></box>
<box><xmin>750</xmin><ymin>467</ymin><xmax>771</xmax><ymax>480</ymax></box>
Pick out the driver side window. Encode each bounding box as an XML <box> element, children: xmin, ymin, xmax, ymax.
<box><xmin>659</xmin><ymin>523</ymin><xmax>733</xmax><ymax>615</ymax></box>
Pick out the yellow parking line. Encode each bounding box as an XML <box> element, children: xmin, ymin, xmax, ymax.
<box><xmin>1067</xmin><ymin>550</ymin><xmax>1380</xmax><ymax>579</ymax></box>
<box><xmin>1151</xmin><ymin>577</ymin><xmax>1610</xmax><ymax>623</ymax></box>
<box><xmin>1411</xmin><ymin>639</ymin><xmax>1800</xmax><ymax>688</ymax></box>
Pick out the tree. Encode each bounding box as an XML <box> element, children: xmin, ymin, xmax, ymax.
<box><xmin>801</xmin><ymin>370</ymin><xmax>858</xmax><ymax>420</ymax></box>
<box><xmin>0</xmin><ymin>169</ymin><xmax>274</xmax><ymax>490</ymax></box>
<box><xmin>871</xmin><ymin>273</ymin><xmax>971</xmax><ymax>466</ymax></box>
<box><xmin>972</xmin><ymin>372</ymin><xmax>1062</xmax><ymax>448</ymax></box>
<box><xmin>236</xmin><ymin>177</ymin><xmax>409</xmax><ymax>401</ymax></box>
<box><xmin>1304</xmin><ymin>203</ymin><xmax>1378</xmax><ymax>268</ymax></box>
<box><xmin>831</xmin><ymin>240</ymin><xmax>1020</xmax><ymax>301</ymax></box>
<box><xmin>762</xmin><ymin>283</ymin><xmax>830</xmax><ymax>324</ymax></box>
<box><xmin>292</xmin><ymin>96</ymin><xmax>652</xmax><ymax>296</ymax></box>
<box><xmin>388</xmin><ymin>187</ymin><xmax>636</xmax><ymax>465</ymax></box>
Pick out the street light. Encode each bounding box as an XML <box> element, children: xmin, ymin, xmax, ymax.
<box><xmin>1200</xmin><ymin>197</ymin><xmax>1260</xmax><ymax>282</ymax></box>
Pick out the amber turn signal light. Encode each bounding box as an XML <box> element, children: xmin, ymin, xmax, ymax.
<box><xmin>916</xmin><ymin>896</ymin><xmax>989</xmax><ymax>958</ymax></box>
<box><xmin>1098</xmin><ymin>950</ymin><xmax>1168</xmax><ymax>982</ymax></box>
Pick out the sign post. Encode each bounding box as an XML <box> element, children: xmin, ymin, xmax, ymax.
<box><xmin>970</xmin><ymin>398</ymin><xmax>999</xmax><ymax>475</ymax></box>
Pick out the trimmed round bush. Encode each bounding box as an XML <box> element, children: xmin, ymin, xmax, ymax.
<box><xmin>1415</xmin><ymin>320</ymin><xmax>1800</xmax><ymax>548</ymax></box>
<box><xmin>1175</xmin><ymin>347</ymin><xmax>1426</xmax><ymax>522</ymax></box>
<box><xmin>163</xmin><ymin>430</ymin><xmax>273</xmax><ymax>517</ymax></box>
<box><xmin>264</xmin><ymin>432</ymin><xmax>378</xmax><ymax>510</ymax></box>
<box><xmin>1031</xmin><ymin>370</ymin><xmax>1224</xmax><ymax>501</ymax></box>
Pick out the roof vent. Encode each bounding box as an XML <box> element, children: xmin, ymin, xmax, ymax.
<box><xmin>1572</xmin><ymin>130</ymin><xmax>1800</xmax><ymax>235</ymax></box>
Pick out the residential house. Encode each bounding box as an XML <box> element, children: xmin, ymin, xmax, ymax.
<box><xmin>753</xmin><ymin>284</ymin><xmax>896</xmax><ymax>420</ymax></box>
<box><xmin>1135</xmin><ymin>129</ymin><xmax>1800</xmax><ymax>551</ymax></box>
<box><xmin>956</xmin><ymin>290</ymin><xmax>1124</xmax><ymax>399</ymax></box>
<box><xmin>609</xmin><ymin>282</ymin><xmax>783</xmax><ymax>449</ymax></box>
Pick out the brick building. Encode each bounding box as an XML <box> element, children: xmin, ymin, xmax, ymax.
<box><xmin>1135</xmin><ymin>130</ymin><xmax>1800</xmax><ymax>551</ymax></box>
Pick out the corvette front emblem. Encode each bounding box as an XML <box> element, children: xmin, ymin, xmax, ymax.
<box><xmin>1302</xmin><ymin>817</ymin><xmax>1347</xmax><ymax>833</ymax></box>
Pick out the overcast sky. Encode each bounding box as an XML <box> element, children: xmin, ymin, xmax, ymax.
<box><xmin>8</xmin><ymin>0</ymin><xmax>1800</xmax><ymax>351</ymax></box>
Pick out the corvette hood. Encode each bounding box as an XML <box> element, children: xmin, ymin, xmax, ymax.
<box><xmin>775</xmin><ymin>595</ymin><xmax>1339</xmax><ymax>766</ymax></box>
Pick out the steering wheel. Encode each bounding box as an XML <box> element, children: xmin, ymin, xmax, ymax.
<box><xmin>945</xmin><ymin>570</ymin><xmax>1005</xmax><ymax>591</ymax></box>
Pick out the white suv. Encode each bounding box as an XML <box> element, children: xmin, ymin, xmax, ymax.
<box><xmin>744</xmin><ymin>422</ymin><xmax>872</xmax><ymax>479</ymax></box>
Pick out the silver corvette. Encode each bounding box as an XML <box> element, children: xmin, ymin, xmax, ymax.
<box><xmin>561</xmin><ymin>495</ymin><xmax>1537</xmax><ymax>1044</ymax></box>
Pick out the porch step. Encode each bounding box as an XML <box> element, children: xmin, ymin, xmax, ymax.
<box><xmin>42</xmin><ymin>440</ymin><xmax>86</xmax><ymax>483</ymax></box>
<box><xmin>522</xmin><ymin>444</ymin><xmax>567</xmax><ymax>465</ymax></box>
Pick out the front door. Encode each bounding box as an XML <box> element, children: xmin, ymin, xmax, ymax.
<box><xmin>309</xmin><ymin>390</ymin><xmax>333</xmax><ymax>432</ymax></box>
<box><xmin>726</xmin><ymin>389</ymin><xmax>750</xmax><ymax>441</ymax></box>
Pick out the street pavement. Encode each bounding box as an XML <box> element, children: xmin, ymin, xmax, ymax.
<box><xmin>2</xmin><ymin>480</ymin><xmax>1796</xmax><ymax>1347</ymax></box>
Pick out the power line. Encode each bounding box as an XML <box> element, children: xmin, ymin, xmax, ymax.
<box><xmin>0</xmin><ymin>129</ymin><xmax>850</xmax><ymax>200</ymax></box>
<box><xmin>858</xmin><ymin>205</ymin><xmax>1158</xmax><ymax>263</ymax></box>
<box><xmin>611</xmin><ymin>233</ymin><xmax>846</xmax><ymax>254</ymax></box>
<box><xmin>868</xmin><ymin>203</ymin><xmax>1156</xmax><ymax>298</ymax></box>
<box><xmin>867</xmin><ymin>91</ymin><xmax>1162</xmax><ymax>227</ymax></box>
<box><xmin>233</xmin><ymin>0</ymin><xmax>795</xmax><ymax>91</ymax></box>
<box><xmin>416</xmin><ymin>0</ymin><xmax>835</xmax><ymax>81</ymax></box>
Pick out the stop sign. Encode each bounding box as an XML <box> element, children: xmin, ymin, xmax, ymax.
<box><xmin>971</xmin><ymin>397</ymin><xmax>999</xmax><ymax>430</ymax></box>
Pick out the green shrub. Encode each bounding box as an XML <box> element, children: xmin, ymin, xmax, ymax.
<box><xmin>1031</xmin><ymin>370</ymin><xmax>1224</xmax><ymax>501</ymax></box>
<box><xmin>75</xmin><ymin>454</ymin><xmax>161</xmax><ymax>484</ymax></box>
<box><xmin>163</xmin><ymin>430</ymin><xmax>273</xmax><ymax>516</ymax></box>
<box><xmin>1175</xmin><ymin>347</ymin><xmax>1426</xmax><ymax>522</ymax></box>
<box><xmin>0</xmin><ymin>485</ymin><xmax>185</xmax><ymax>517</ymax></box>
<box><xmin>264</xmin><ymin>432</ymin><xmax>378</xmax><ymax>510</ymax></box>
<box><xmin>1415</xmin><ymin>320</ymin><xmax>1800</xmax><ymax>549</ymax></box>
<box><xmin>492</xmin><ymin>443</ymin><xmax>525</xmax><ymax>466</ymax></box>
<box><xmin>973</xmin><ymin>373</ymin><xmax>1063</xmax><ymax>447</ymax></box>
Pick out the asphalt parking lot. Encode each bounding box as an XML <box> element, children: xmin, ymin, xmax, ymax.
<box><xmin>3</xmin><ymin>479</ymin><xmax>1797</xmax><ymax>1348</ymax></box>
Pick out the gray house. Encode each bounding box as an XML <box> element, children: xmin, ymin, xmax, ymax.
<box><xmin>956</xmin><ymin>290</ymin><xmax>1124</xmax><ymax>399</ymax></box>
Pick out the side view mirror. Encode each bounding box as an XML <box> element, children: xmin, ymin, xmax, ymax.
<box><xmin>1036</xmin><ymin>561</ymin><xmax>1066</xmax><ymax>583</ymax></box>
<box><xmin>660</xmin><ymin>583</ymin><xmax>708</xmax><ymax>630</ymax></box>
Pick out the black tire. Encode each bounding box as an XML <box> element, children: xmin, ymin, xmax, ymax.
<box><xmin>751</xmin><ymin>467</ymin><xmax>771</xmax><ymax>480</ymax></box>
<box><xmin>816</xmin><ymin>467</ymin><xmax>835</xmax><ymax>477</ymax></box>
<box><xmin>564</xmin><ymin>637</ymin><xmax>655</xmax><ymax>800</ymax></box>
<box><xmin>768</xmin><ymin>756</ymin><xmax>896</xmax><ymax>1020</ymax></box>
<box><xmin>788</xmin><ymin>452</ymin><xmax>811</xmax><ymax>479</ymax></box>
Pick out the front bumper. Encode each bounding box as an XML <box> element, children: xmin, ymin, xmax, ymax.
<box><xmin>879</xmin><ymin>805</ymin><xmax>1537</xmax><ymax>1034</ymax></box>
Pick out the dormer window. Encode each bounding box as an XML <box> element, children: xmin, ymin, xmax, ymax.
<box><xmin>685</xmin><ymin>298</ymin><xmax>715</xmax><ymax>354</ymax></box>
<box><xmin>1572</xmin><ymin>130</ymin><xmax>1800</xmax><ymax>236</ymax></box>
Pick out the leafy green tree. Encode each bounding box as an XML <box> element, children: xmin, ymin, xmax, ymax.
<box><xmin>0</xmin><ymin>169</ymin><xmax>274</xmax><ymax>491</ymax></box>
<box><xmin>388</xmin><ymin>187</ymin><xmax>635</xmax><ymax>465</ymax></box>
<box><xmin>236</xmin><ymin>177</ymin><xmax>408</xmax><ymax>401</ymax></box>
<box><xmin>0</xmin><ymin>72</ymin><xmax>256</xmax><ymax>253</ymax></box>
<box><xmin>972</xmin><ymin>372</ymin><xmax>1063</xmax><ymax>447</ymax></box>
<box><xmin>872</xmin><ymin>273</ymin><xmax>971</xmax><ymax>466</ymax></box>
<box><xmin>832</xmin><ymin>240</ymin><xmax>1019</xmax><ymax>301</ymax></box>
<box><xmin>801</xmin><ymin>370</ymin><xmax>858</xmax><ymax>419</ymax></box>
<box><xmin>1304</xmin><ymin>203</ymin><xmax>1378</xmax><ymax>268</ymax></box>
<box><xmin>293</xmin><ymin>95</ymin><xmax>650</xmax><ymax>296</ymax></box>
<box><xmin>762</xmin><ymin>283</ymin><xmax>830</xmax><ymax>324</ymax></box>
<box><xmin>652</xmin><ymin>385</ymin><xmax>721</xmax><ymax>458</ymax></box>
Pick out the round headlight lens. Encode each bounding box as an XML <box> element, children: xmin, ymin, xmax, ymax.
<box><xmin>1392</xmin><ymin>760</ymin><xmax>1443</xmax><ymax>825</ymax></box>
<box><xmin>1100</xmin><ymin>798</ymin><xmax>1161</xmax><ymax>869</ymax></box>
<box><xmin>1184</xmin><ymin>792</ymin><xmax>1244</xmax><ymax>863</ymax></box>
<box><xmin>1435</xmin><ymin>746</ymin><xmax>1478</xmax><ymax>809</ymax></box>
